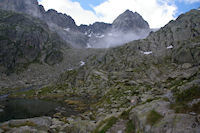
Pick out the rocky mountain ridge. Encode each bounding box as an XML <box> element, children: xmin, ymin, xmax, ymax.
<box><xmin>0</xmin><ymin>0</ymin><xmax>150</xmax><ymax>48</ymax></box>
<box><xmin>81</xmin><ymin>10</ymin><xmax>150</xmax><ymax>48</ymax></box>
<box><xmin>0</xmin><ymin>0</ymin><xmax>200</xmax><ymax>132</ymax></box>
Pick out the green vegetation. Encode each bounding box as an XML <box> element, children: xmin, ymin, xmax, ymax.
<box><xmin>125</xmin><ymin>120</ymin><xmax>135</xmax><ymax>133</ymax></box>
<box><xmin>9</xmin><ymin>121</ymin><xmax>36</xmax><ymax>128</ymax></box>
<box><xmin>120</xmin><ymin>110</ymin><xmax>131</xmax><ymax>120</ymax></box>
<box><xmin>146</xmin><ymin>110</ymin><xmax>163</xmax><ymax>126</ymax></box>
<box><xmin>93</xmin><ymin>116</ymin><xmax>118</xmax><ymax>133</ymax></box>
<box><xmin>175</xmin><ymin>86</ymin><xmax>200</xmax><ymax>102</ymax></box>
<box><xmin>170</xmin><ymin>85</ymin><xmax>200</xmax><ymax>113</ymax></box>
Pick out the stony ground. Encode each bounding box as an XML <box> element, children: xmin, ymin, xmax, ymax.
<box><xmin>0</xmin><ymin>9</ymin><xmax>200</xmax><ymax>133</ymax></box>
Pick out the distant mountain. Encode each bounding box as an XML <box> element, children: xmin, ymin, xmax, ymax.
<box><xmin>0</xmin><ymin>0</ymin><xmax>150</xmax><ymax>48</ymax></box>
<box><xmin>112</xmin><ymin>10</ymin><xmax>149</xmax><ymax>33</ymax></box>
<box><xmin>85</xmin><ymin>10</ymin><xmax>150</xmax><ymax>48</ymax></box>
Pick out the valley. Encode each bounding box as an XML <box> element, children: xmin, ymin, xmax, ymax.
<box><xmin>0</xmin><ymin>0</ymin><xmax>200</xmax><ymax>133</ymax></box>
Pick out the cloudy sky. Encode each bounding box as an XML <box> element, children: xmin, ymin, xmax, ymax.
<box><xmin>38</xmin><ymin>0</ymin><xmax>200</xmax><ymax>28</ymax></box>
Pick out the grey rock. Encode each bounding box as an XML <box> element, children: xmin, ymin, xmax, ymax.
<box><xmin>129</xmin><ymin>100</ymin><xmax>200</xmax><ymax>133</ymax></box>
<box><xmin>197</xmin><ymin>115</ymin><xmax>200</xmax><ymax>124</ymax></box>
<box><xmin>182</xmin><ymin>63</ymin><xmax>192</xmax><ymax>69</ymax></box>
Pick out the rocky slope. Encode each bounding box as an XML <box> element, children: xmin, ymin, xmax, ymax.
<box><xmin>0</xmin><ymin>9</ymin><xmax>199</xmax><ymax>133</ymax></box>
<box><xmin>0</xmin><ymin>9</ymin><xmax>69</xmax><ymax>74</ymax></box>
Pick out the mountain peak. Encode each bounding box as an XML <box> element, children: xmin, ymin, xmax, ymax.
<box><xmin>122</xmin><ymin>10</ymin><xmax>140</xmax><ymax>17</ymax></box>
<box><xmin>124</xmin><ymin>9</ymin><xmax>133</xmax><ymax>13</ymax></box>
<box><xmin>112</xmin><ymin>10</ymin><xmax>149</xmax><ymax>32</ymax></box>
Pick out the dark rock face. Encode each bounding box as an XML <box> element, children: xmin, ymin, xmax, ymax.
<box><xmin>0</xmin><ymin>0</ymin><xmax>88</xmax><ymax>48</ymax></box>
<box><xmin>0</xmin><ymin>0</ymin><xmax>43</xmax><ymax>18</ymax></box>
<box><xmin>112</xmin><ymin>10</ymin><xmax>150</xmax><ymax>33</ymax></box>
<box><xmin>44</xmin><ymin>9</ymin><xmax>77</xmax><ymax>31</ymax></box>
<box><xmin>0</xmin><ymin>10</ymin><xmax>67</xmax><ymax>73</ymax></box>
<box><xmin>45</xmin><ymin>50</ymin><xmax>64</xmax><ymax>65</ymax></box>
<box><xmin>79</xmin><ymin>22</ymin><xmax>112</xmax><ymax>35</ymax></box>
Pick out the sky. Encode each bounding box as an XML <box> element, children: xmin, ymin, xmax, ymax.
<box><xmin>38</xmin><ymin>0</ymin><xmax>200</xmax><ymax>28</ymax></box>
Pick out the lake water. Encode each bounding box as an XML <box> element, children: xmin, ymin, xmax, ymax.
<box><xmin>0</xmin><ymin>98</ymin><xmax>78</xmax><ymax>122</ymax></box>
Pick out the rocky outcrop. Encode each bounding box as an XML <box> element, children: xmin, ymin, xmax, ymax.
<box><xmin>44</xmin><ymin>9</ymin><xmax>77</xmax><ymax>30</ymax></box>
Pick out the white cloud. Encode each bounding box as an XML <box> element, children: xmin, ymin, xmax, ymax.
<box><xmin>39</xmin><ymin>0</ymin><xmax>177</xmax><ymax>28</ymax></box>
<box><xmin>94</xmin><ymin>0</ymin><xmax>177</xmax><ymax>28</ymax></box>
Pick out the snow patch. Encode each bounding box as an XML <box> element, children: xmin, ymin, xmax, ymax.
<box><xmin>97</xmin><ymin>34</ymin><xmax>105</xmax><ymax>38</ymax></box>
<box><xmin>80</xmin><ymin>61</ymin><xmax>85</xmax><ymax>66</ymax></box>
<box><xmin>167</xmin><ymin>45</ymin><xmax>173</xmax><ymax>49</ymax></box>
<box><xmin>64</xmin><ymin>28</ymin><xmax>70</xmax><ymax>32</ymax></box>
<box><xmin>67</xmin><ymin>68</ymin><xmax>73</xmax><ymax>71</ymax></box>
<box><xmin>86</xmin><ymin>43</ymin><xmax>92</xmax><ymax>48</ymax></box>
<box><xmin>108</xmin><ymin>33</ymin><xmax>113</xmax><ymax>36</ymax></box>
<box><xmin>143</xmin><ymin>51</ymin><xmax>152</xmax><ymax>55</ymax></box>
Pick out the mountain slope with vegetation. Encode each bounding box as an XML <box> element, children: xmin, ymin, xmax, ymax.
<box><xmin>0</xmin><ymin>9</ymin><xmax>199</xmax><ymax>133</ymax></box>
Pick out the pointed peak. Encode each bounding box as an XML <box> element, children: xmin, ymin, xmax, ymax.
<box><xmin>121</xmin><ymin>10</ymin><xmax>141</xmax><ymax>17</ymax></box>
<box><xmin>124</xmin><ymin>9</ymin><xmax>132</xmax><ymax>13</ymax></box>
<box><xmin>123</xmin><ymin>9</ymin><xmax>133</xmax><ymax>14</ymax></box>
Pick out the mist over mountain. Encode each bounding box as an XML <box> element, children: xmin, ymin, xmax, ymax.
<box><xmin>87</xmin><ymin>10</ymin><xmax>150</xmax><ymax>48</ymax></box>
<box><xmin>0</xmin><ymin>0</ymin><xmax>150</xmax><ymax>48</ymax></box>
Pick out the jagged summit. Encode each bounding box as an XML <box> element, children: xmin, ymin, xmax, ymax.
<box><xmin>45</xmin><ymin>9</ymin><xmax>77</xmax><ymax>30</ymax></box>
<box><xmin>112</xmin><ymin>9</ymin><xmax>149</xmax><ymax>32</ymax></box>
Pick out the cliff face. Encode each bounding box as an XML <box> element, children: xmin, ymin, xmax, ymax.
<box><xmin>0</xmin><ymin>9</ymin><xmax>68</xmax><ymax>74</ymax></box>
